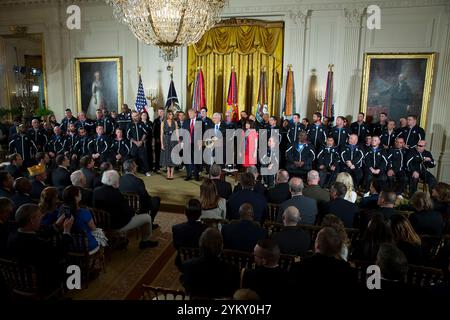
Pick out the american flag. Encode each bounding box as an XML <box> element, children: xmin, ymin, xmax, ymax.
<box><xmin>135</xmin><ymin>75</ymin><xmax>147</xmax><ymax>113</ymax></box>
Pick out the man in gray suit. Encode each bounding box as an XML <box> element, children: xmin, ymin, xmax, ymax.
<box><xmin>277</xmin><ymin>177</ymin><xmax>317</xmax><ymax>225</ymax></box>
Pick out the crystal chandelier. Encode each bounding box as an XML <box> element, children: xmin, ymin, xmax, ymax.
<box><xmin>107</xmin><ymin>0</ymin><xmax>225</xmax><ymax>62</ymax></box>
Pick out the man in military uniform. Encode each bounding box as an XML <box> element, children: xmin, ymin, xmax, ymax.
<box><xmin>28</xmin><ymin>118</ymin><xmax>48</xmax><ymax>152</ymax></box>
<box><xmin>9</xmin><ymin>124</ymin><xmax>38</xmax><ymax>167</ymax></box>
<box><xmin>406</xmin><ymin>140</ymin><xmax>437</xmax><ymax>196</ymax></box>
<box><xmin>127</xmin><ymin>111</ymin><xmax>151</xmax><ymax>176</ymax></box>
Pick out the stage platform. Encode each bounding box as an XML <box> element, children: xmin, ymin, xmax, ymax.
<box><xmin>140</xmin><ymin>169</ymin><xmax>238</xmax><ymax>213</ymax></box>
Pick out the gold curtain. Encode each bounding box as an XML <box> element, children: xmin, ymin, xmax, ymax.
<box><xmin>187</xmin><ymin>20</ymin><xmax>284</xmax><ymax>117</ymax></box>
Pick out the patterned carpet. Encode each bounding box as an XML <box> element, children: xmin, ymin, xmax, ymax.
<box><xmin>68</xmin><ymin>212</ymin><xmax>186</xmax><ymax>300</ymax></box>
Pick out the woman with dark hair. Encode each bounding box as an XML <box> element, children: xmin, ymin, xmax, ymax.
<box><xmin>200</xmin><ymin>179</ymin><xmax>226</xmax><ymax>220</ymax></box>
<box><xmin>390</xmin><ymin>214</ymin><xmax>422</xmax><ymax>264</ymax></box>
<box><xmin>39</xmin><ymin>187</ymin><xmax>59</xmax><ymax>226</ymax></box>
<box><xmin>241</xmin><ymin>120</ymin><xmax>258</xmax><ymax>168</ymax></box>
<box><xmin>140</xmin><ymin>111</ymin><xmax>154</xmax><ymax>172</ymax></box>
<box><xmin>160</xmin><ymin>110</ymin><xmax>179</xmax><ymax>180</ymax></box>
<box><xmin>79</xmin><ymin>155</ymin><xmax>95</xmax><ymax>189</ymax></box>
<box><xmin>321</xmin><ymin>214</ymin><xmax>350</xmax><ymax>261</ymax></box>
<box><xmin>59</xmin><ymin>185</ymin><xmax>99</xmax><ymax>253</ymax></box>
<box><xmin>351</xmin><ymin>212</ymin><xmax>393</xmax><ymax>262</ymax></box>
<box><xmin>409</xmin><ymin>191</ymin><xmax>444</xmax><ymax>236</ymax></box>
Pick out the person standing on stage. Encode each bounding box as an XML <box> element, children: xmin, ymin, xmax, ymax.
<box><xmin>241</xmin><ymin>120</ymin><xmax>258</xmax><ymax>169</ymax></box>
<box><xmin>75</xmin><ymin>111</ymin><xmax>95</xmax><ymax>135</ymax></box>
<box><xmin>141</xmin><ymin>112</ymin><xmax>154</xmax><ymax>172</ymax></box>
<box><xmin>9</xmin><ymin>124</ymin><xmax>37</xmax><ymax>168</ymax></box>
<box><xmin>199</xmin><ymin>107</ymin><xmax>213</xmax><ymax>131</ymax></box>
<box><xmin>307</xmin><ymin>112</ymin><xmax>327</xmax><ymax>152</ymax></box>
<box><xmin>160</xmin><ymin>110</ymin><xmax>179</xmax><ymax>180</ymax></box>
<box><xmin>112</xmin><ymin>128</ymin><xmax>131</xmax><ymax>165</ymax></box>
<box><xmin>380</xmin><ymin>120</ymin><xmax>397</xmax><ymax>150</ymax></box>
<box><xmin>287</xmin><ymin>113</ymin><xmax>305</xmax><ymax>148</ymax></box>
<box><xmin>60</xmin><ymin>108</ymin><xmax>77</xmax><ymax>134</ymax></box>
<box><xmin>183</xmin><ymin>109</ymin><xmax>202</xmax><ymax>181</ymax></box>
<box><xmin>350</xmin><ymin>112</ymin><xmax>370</xmax><ymax>144</ymax></box>
<box><xmin>117</xmin><ymin>104</ymin><xmax>132</xmax><ymax>133</ymax></box>
<box><xmin>398</xmin><ymin>115</ymin><xmax>425</xmax><ymax>149</ymax></box>
<box><xmin>330</xmin><ymin>116</ymin><xmax>350</xmax><ymax>148</ymax></box>
<box><xmin>95</xmin><ymin>109</ymin><xmax>115</xmax><ymax>136</ymax></box>
<box><xmin>153</xmin><ymin>107</ymin><xmax>165</xmax><ymax>173</ymax></box>
<box><xmin>371</xmin><ymin>112</ymin><xmax>388</xmax><ymax>137</ymax></box>
<box><xmin>128</xmin><ymin>111</ymin><xmax>152</xmax><ymax>177</ymax></box>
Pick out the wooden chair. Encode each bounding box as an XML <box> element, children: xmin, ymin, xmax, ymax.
<box><xmin>279</xmin><ymin>254</ymin><xmax>301</xmax><ymax>272</ymax></box>
<box><xmin>123</xmin><ymin>192</ymin><xmax>141</xmax><ymax>214</ymax></box>
<box><xmin>89</xmin><ymin>207</ymin><xmax>111</xmax><ymax>230</ymax></box>
<box><xmin>67</xmin><ymin>231</ymin><xmax>105</xmax><ymax>288</ymax></box>
<box><xmin>141</xmin><ymin>285</ymin><xmax>188</xmax><ymax>300</ymax></box>
<box><xmin>0</xmin><ymin>258</ymin><xmax>62</xmax><ymax>300</ymax></box>
<box><xmin>90</xmin><ymin>207</ymin><xmax>128</xmax><ymax>251</ymax></box>
<box><xmin>200</xmin><ymin>218</ymin><xmax>229</xmax><ymax>228</ymax></box>
<box><xmin>267</xmin><ymin>203</ymin><xmax>280</xmax><ymax>222</ymax></box>
<box><xmin>179</xmin><ymin>247</ymin><xmax>201</xmax><ymax>264</ymax></box>
<box><xmin>406</xmin><ymin>265</ymin><xmax>444</xmax><ymax>288</ymax></box>
<box><xmin>222</xmin><ymin>249</ymin><xmax>255</xmax><ymax>270</ymax></box>
<box><xmin>420</xmin><ymin>235</ymin><xmax>445</xmax><ymax>265</ymax></box>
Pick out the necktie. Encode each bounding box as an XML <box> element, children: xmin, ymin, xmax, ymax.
<box><xmin>190</xmin><ymin>119</ymin><xmax>194</xmax><ymax>136</ymax></box>
<box><xmin>215</xmin><ymin>124</ymin><xmax>219</xmax><ymax>136</ymax></box>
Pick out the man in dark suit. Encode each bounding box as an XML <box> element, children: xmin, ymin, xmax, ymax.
<box><xmin>267</xmin><ymin>169</ymin><xmax>290</xmax><ymax>204</ymax></box>
<box><xmin>69</xmin><ymin>170</ymin><xmax>93</xmax><ymax>207</ymax></box>
<box><xmin>232</xmin><ymin>166</ymin><xmax>266</xmax><ymax>196</ymax></box>
<box><xmin>328</xmin><ymin>182</ymin><xmax>359</xmax><ymax>228</ymax></box>
<box><xmin>182</xmin><ymin>109</ymin><xmax>203</xmax><ymax>181</ymax></box>
<box><xmin>93</xmin><ymin>169</ymin><xmax>158</xmax><ymax>248</ymax></box>
<box><xmin>222</xmin><ymin>203</ymin><xmax>268</xmax><ymax>252</ymax></box>
<box><xmin>28</xmin><ymin>164</ymin><xmax>48</xmax><ymax>200</ymax></box>
<box><xmin>11</xmin><ymin>177</ymin><xmax>35</xmax><ymax>216</ymax></box>
<box><xmin>4</xmin><ymin>153</ymin><xmax>23</xmax><ymax>179</ymax></box>
<box><xmin>241</xmin><ymin>239</ymin><xmax>289</xmax><ymax>301</ymax></box>
<box><xmin>290</xmin><ymin>227</ymin><xmax>358</xmax><ymax>293</ymax></box>
<box><xmin>0</xmin><ymin>198</ymin><xmax>14</xmax><ymax>257</ymax></box>
<box><xmin>181</xmin><ymin>228</ymin><xmax>240</xmax><ymax>298</ymax></box>
<box><xmin>0</xmin><ymin>171</ymin><xmax>14</xmax><ymax>198</ymax></box>
<box><xmin>227</xmin><ymin>173</ymin><xmax>268</xmax><ymax>222</ymax></box>
<box><xmin>152</xmin><ymin>108</ymin><xmax>165</xmax><ymax>173</ymax></box>
<box><xmin>303</xmin><ymin>170</ymin><xmax>330</xmax><ymax>203</ymax></box>
<box><xmin>52</xmin><ymin>154</ymin><xmax>72</xmax><ymax>196</ymax></box>
<box><xmin>278</xmin><ymin>177</ymin><xmax>317</xmax><ymax>225</ymax></box>
<box><xmin>271</xmin><ymin>206</ymin><xmax>311</xmax><ymax>256</ymax></box>
<box><xmin>7</xmin><ymin>204</ymin><xmax>74</xmax><ymax>295</ymax></box>
<box><xmin>377</xmin><ymin>190</ymin><xmax>399</xmax><ymax>221</ymax></box>
<box><xmin>119</xmin><ymin>160</ymin><xmax>160</xmax><ymax>229</ymax></box>
<box><xmin>209</xmin><ymin>164</ymin><xmax>232</xmax><ymax>200</ymax></box>
<box><xmin>172</xmin><ymin>199</ymin><xmax>207</xmax><ymax>268</ymax></box>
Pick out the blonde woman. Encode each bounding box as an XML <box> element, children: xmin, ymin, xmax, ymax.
<box><xmin>336</xmin><ymin>172</ymin><xmax>357</xmax><ymax>203</ymax></box>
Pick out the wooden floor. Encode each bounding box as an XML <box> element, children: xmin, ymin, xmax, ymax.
<box><xmin>67</xmin><ymin>212</ymin><xmax>186</xmax><ymax>300</ymax></box>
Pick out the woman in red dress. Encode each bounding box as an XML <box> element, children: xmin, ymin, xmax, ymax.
<box><xmin>241</xmin><ymin>120</ymin><xmax>258</xmax><ymax>168</ymax></box>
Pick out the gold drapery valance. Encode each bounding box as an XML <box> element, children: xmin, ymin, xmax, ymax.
<box><xmin>187</xmin><ymin>19</ymin><xmax>284</xmax><ymax>116</ymax></box>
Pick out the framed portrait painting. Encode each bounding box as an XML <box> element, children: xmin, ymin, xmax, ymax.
<box><xmin>74</xmin><ymin>57</ymin><xmax>122</xmax><ymax>118</ymax></box>
<box><xmin>360</xmin><ymin>53</ymin><xmax>435</xmax><ymax>129</ymax></box>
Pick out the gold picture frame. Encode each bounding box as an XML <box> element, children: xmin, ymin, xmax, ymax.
<box><xmin>74</xmin><ymin>57</ymin><xmax>123</xmax><ymax>117</ymax></box>
<box><xmin>360</xmin><ymin>53</ymin><xmax>435</xmax><ymax>129</ymax></box>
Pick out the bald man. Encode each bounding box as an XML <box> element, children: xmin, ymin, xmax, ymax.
<box><xmin>267</xmin><ymin>169</ymin><xmax>291</xmax><ymax>204</ymax></box>
<box><xmin>406</xmin><ymin>140</ymin><xmax>437</xmax><ymax>196</ymax></box>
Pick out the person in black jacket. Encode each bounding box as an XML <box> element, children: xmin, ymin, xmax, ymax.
<box><xmin>362</xmin><ymin>136</ymin><xmax>388</xmax><ymax>194</ymax></box>
<box><xmin>7</xmin><ymin>203</ymin><xmax>74</xmax><ymax>295</ymax></box>
<box><xmin>209</xmin><ymin>164</ymin><xmax>232</xmax><ymax>200</ymax></box>
<box><xmin>52</xmin><ymin>155</ymin><xmax>72</xmax><ymax>196</ymax></box>
<box><xmin>11</xmin><ymin>177</ymin><xmax>34</xmax><ymax>216</ymax></box>
<box><xmin>328</xmin><ymin>182</ymin><xmax>359</xmax><ymax>228</ymax></box>
<box><xmin>286</xmin><ymin>132</ymin><xmax>315</xmax><ymax>178</ymax></box>
<box><xmin>127</xmin><ymin>111</ymin><xmax>151</xmax><ymax>176</ymax></box>
<box><xmin>386</xmin><ymin>136</ymin><xmax>408</xmax><ymax>195</ymax></box>
<box><xmin>111</xmin><ymin>128</ymin><xmax>131</xmax><ymax>165</ymax></box>
<box><xmin>93</xmin><ymin>170</ymin><xmax>158</xmax><ymax>249</ymax></box>
<box><xmin>350</xmin><ymin>112</ymin><xmax>370</xmax><ymax>144</ymax></box>
<box><xmin>117</xmin><ymin>104</ymin><xmax>132</xmax><ymax>133</ymax></box>
<box><xmin>242</xmin><ymin>239</ymin><xmax>289</xmax><ymax>301</ymax></box>
<box><xmin>316</xmin><ymin>136</ymin><xmax>339</xmax><ymax>188</ymax></box>
<box><xmin>370</xmin><ymin>112</ymin><xmax>388</xmax><ymax>137</ymax></box>
<box><xmin>329</xmin><ymin>116</ymin><xmax>350</xmax><ymax>148</ymax></box>
<box><xmin>0</xmin><ymin>198</ymin><xmax>13</xmax><ymax>257</ymax></box>
<box><xmin>172</xmin><ymin>199</ymin><xmax>207</xmax><ymax>269</ymax></box>
<box><xmin>28</xmin><ymin>118</ymin><xmax>48</xmax><ymax>152</ymax></box>
<box><xmin>29</xmin><ymin>164</ymin><xmax>48</xmax><ymax>200</ymax></box>
<box><xmin>152</xmin><ymin>108</ymin><xmax>165</xmax><ymax>172</ymax></box>
<box><xmin>59</xmin><ymin>108</ymin><xmax>78</xmax><ymax>133</ymax></box>
<box><xmin>88</xmin><ymin>125</ymin><xmax>112</xmax><ymax>165</ymax></box>
<box><xmin>307</xmin><ymin>112</ymin><xmax>327</xmax><ymax>152</ymax></box>
<box><xmin>75</xmin><ymin>111</ymin><xmax>95</xmax><ymax>135</ymax></box>
<box><xmin>9</xmin><ymin>124</ymin><xmax>37</xmax><ymax>168</ymax></box>
<box><xmin>409</xmin><ymin>191</ymin><xmax>444</xmax><ymax>236</ymax></box>
<box><xmin>4</xmin><ymin>153</ymin><xmax>23</xmax><ymax>179</ymax></box>
<box><xmin>380</xmin><ymin>120</ymin><xmax>397</xmax><ymax>150</ymax></box>
<box><xmin>398</xmin><ymin>115</ymin><xmax>425</xmax><ymax>149</ymax></box>
<box><xmin>339</xmin><ymin>134</ymin><xmax>364</xmax><ymax>188</ymax></box>
<box><xmin>181</xmin><ymin>227</ymin><xmax>240</xmax><ymax>298</ymax></box>
<box><xmin>0</xmin><ymin>171</ymin><xmax>14</xmax><ymax>198</ymax></box>
<box><xmin>119</xmin><ymin>159</ymin><xmax>160</xmax><ymax>228</ymax></box>
<box><xmin>287</xmin><ymin>113</ymin><xmax>306</xmax><ymax>148</ymax></box>
<box><xmin>94</xmin><ymin>109</ymin><xmax>115</xmax><ymax>136</ymax></box>
<box><xmin>267</xmin><ymin>169</ymin><xmax>291</xmax><ymax>204</ymax></box>
<box><xmin>45</xmin><ymin>126</ymin><xmax>67</xmax><ymax>158</ymax></box>
<box><xmin>406</xmin><ymin>140</ymin><xmax>437</xmax><ymax>196</ymax></box>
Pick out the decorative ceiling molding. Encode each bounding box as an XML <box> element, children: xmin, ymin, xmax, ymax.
<box><xmin>343</xmin><ymin>6</ymin><xmax>366</xmax><ymax>25</ymax></box>
<box><xmin>288</xmin><ymin>9</ymin><xmax>311</xmax><ymax>26</ymax></box>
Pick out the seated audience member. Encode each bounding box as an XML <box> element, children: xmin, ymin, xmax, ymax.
<box><xmin>303</xmin><ymin>170</ymin><xmax>330</xmax><ymax>203</ymax></box>
<box><xmin>431</xmin><ymin>182</ymin><xmax>450</xmax><ymax>221</ymax></box>
<box><xmin>328</xmin><ymin>182</ymin><xmax>359</xmax><ymax>228</ymax></box>
<box><xmin>0</xmin><ymin>198</ymin><xmax>13</xmax><ymax>256</ymax></box>
<box><xmin>93</xmin><ymin>170</ymin><xmax>158</xmax><ymax>249</ymax></box>
<box><xmin>38</xmin><ymin>187</ymin><xmax>59</xmax><ymax>226</ymax></box>
<box><xmin>119</xmin><ymin>160</ymin><xmax>160</xmax><ymax>228</ymax></box>
<box><xmin>352</xmin><ymin>212</ymin><xmax>393</xmax><ymax>262</ymax></box>
<box><xmin>59</xmin><ymin>186</ymin><xmax>99</xmax><ymax>253</ymax></box>
<box><xmin>222</xmin><ymin>203</ymin><xmax>268</xmax><ymax>252</ymax></box>
<box><xmin>52</xmin><ymin>154</ymin><xmax>71</xmax><ymax>195</ymax></box>
<box><xmin>290</xmin><ymin>227</ymin><xmax>358</xmax><ymax>292</ymax></box>
<box><xmin>233</xmin><ymin>289</ymin><xmax>260</xmax><ymax>301</ymax></box>
<box><xmin>241</xmin><ymin>239</ymin><xmax>288</xmax><ymax>301</ymax></box>
<box><xmin>377</xmin><ymin>190</ymin><xmax>399</xmax><ymax>222</ymax></box>
<box><xmin>267</xmin><ymin>169</ymin><xmax>290</xmax><ymax>204</ymax></box>
<box><xmin>227</xmin><ymin>173</ymin><xmax>268</xmax><ymax>222</ymax></box>
<box><xmin>375</xmin><ymin>243</ymin><xmax>409</xmax><ymax>291</ymax></box>
<box><xmin>409</xmin><ymin>192</ymin><xmax>444</xmax><ymax>236</ymax></box>
<box><xmin>29</xmin><ymin>164</ymin><xmax>48</xmax><ymax>200</ymax></box>
<box><xmin>7</xmin><ymin>204</ymin><xmax>74</xmax><ymax>294</ymax></box>
<box><xmin>321</xmin><ymin>214</ymin><xmax>350</xmax><ymax>261</ymax></box>
<box><xmin>11</xmin><ymin>177</ymin><xmax>34</xmax><ymax>214</ymax></box>
<box><xmin>181</xmin><ymin>228</ymin><xmax>240</xmax><ymax>298</ymax></box>
<box><xmin>336</xmin><ymin>172</ymin><xmax>357</xmax><ymax>203</ymax></box>
<box><xmin>209</xmin><ymin>164</ymin><xmax>232</xmax><ymax>200</ymax></box>
<box><xmin>5</xmin><ymin>153</ymin><xmax>23</xmax><ymax>179</ymax></box>
<box><xmin>79</xmin><ymin>156</ymin><xmax>96</xmax><ymax>189</ymax></box>
<box><xmin>0</xmin><ymin>171</ymin><xmax>14</xmax><ymax>198</ymax></box>
<box><xmin>93</xmin><ymin>162</ymin><xmax>113</xmax><ymax>188</ymax></box>
<box><xmin>233</xmin><ymin>166</ymin><xmax>267</xmax><ymax>196</ymax></box>
<box><xmin>200</xmin><ymin>179</ymin><xmax>226</xmax><ymax>220</ymax></box>
<box><xmin>359</xmin><ymin>179</ymin><xmax>383</xmax><ymax>209</ymax></box>
<box><xmin>278</xmin><ymin>177</ymin><xmax>317</xmax><ymax>225</ymax></box>
<box><xmin>70</xmin><ymin>170</ymin><xmax>93</xmax><ymax>207</ymax></box>
<box><xmin>271</xmin><ymin>206</ymin><xmax>311</xmax><ymax>256</ymax></box>
<box><xmin>390</xmin><ymin>214</ymin><xmax>422</xmax><ymax>265</ymax></box>
<box><xmin>172</xmin><ymin>199</ymin><xmax>207</xmax><ymax>268</ymax></box>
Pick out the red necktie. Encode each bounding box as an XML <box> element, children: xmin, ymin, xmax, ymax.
<box><xmin>190</xmin><ymin>119</ymin><xmax>194</xmax><ymax>136</ymax></box>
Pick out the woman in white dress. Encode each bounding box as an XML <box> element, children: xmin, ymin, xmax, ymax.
<box><xmin>87</xmin><ymin>71</ymin><xmax>105</xmax><ymax>119</ymax></box>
